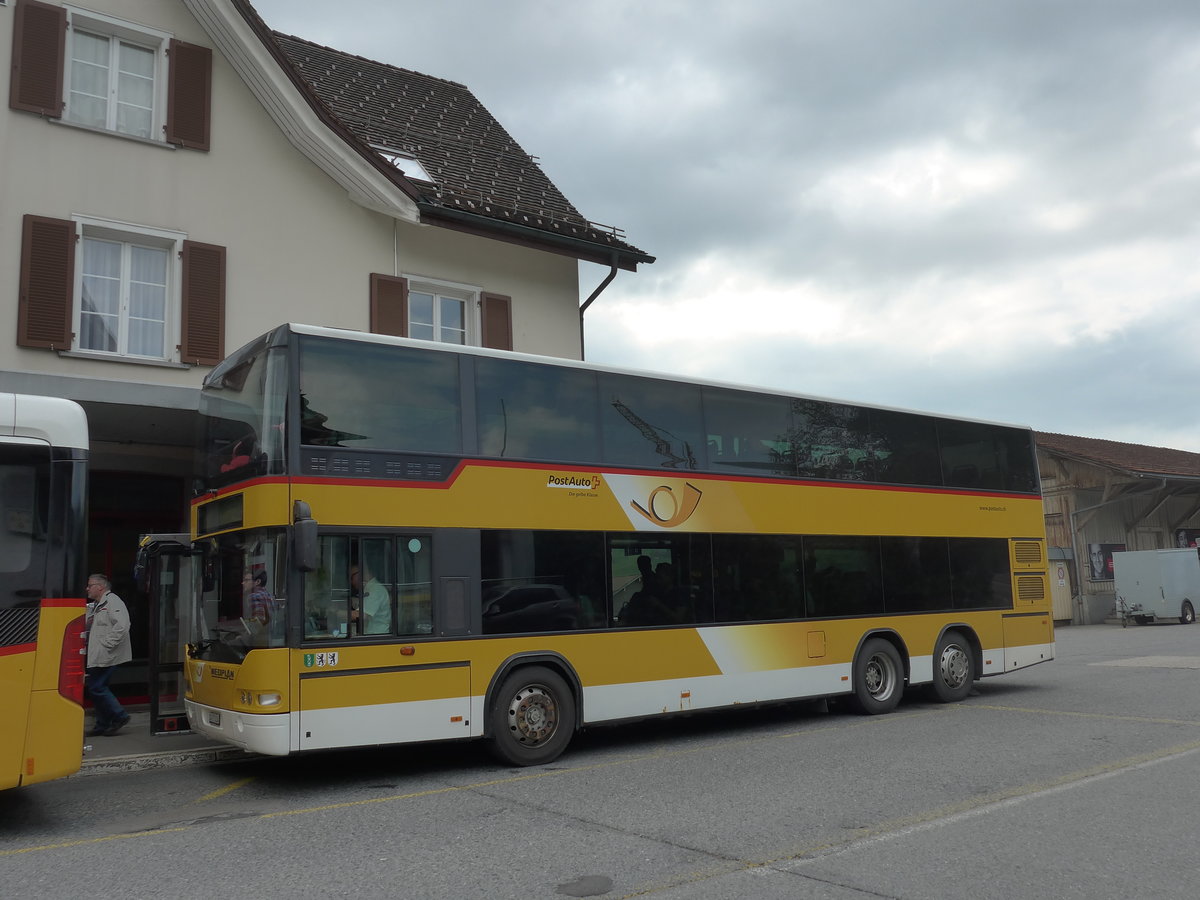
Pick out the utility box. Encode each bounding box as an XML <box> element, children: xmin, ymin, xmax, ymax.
<box><xmin>1112</xmin><ymin>549</ymin><xmax>1200</xmax><ymax>625</ymax></box>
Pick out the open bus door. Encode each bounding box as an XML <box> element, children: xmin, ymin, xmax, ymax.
<box><xmin>135</xmin><ymin>534</ymin><xmax>198</xmax><ymax>734</ymax></box>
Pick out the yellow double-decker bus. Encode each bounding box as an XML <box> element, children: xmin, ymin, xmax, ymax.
<box><xmin>181</xmin><ymin>324</ymin><xmax>1053</xmax><ymax>765</ymax></box>
<box><xmin>1</xmin><ymin>393</ymin><xmax>89</xmax><ymax>789</ymax></box>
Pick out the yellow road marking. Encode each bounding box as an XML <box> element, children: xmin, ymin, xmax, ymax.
<box><xmin>613</xmin><ymin>736</ymin><xmax>1200</xmax><ymax>898</ymax></box>
<box><xmin>196</xmin><ymin>776</ymin><xmax>255</xmax><ymax>803</ymax></box>
<box><xmin>969</xmin><ymin>703</ymin><xmax>1200</xmax><ymax>728</ymax></box>
<box><xmin>8</xmin><ymin>702</ymin><xmax>1195</xmax><ymax>864</ymax></box>
<box><xmin>0</xmin><ymin>828</ymin><xmax>190</xmax><ymax>858</ymax></box>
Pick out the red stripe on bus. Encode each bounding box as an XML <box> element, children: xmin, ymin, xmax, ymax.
<box><xmin>42</xmin><ymin>598</ymin><xmax>86</xmax><ymax>609</ymax></box>
<box><xmin>0</xmin><ymin>643</ymin><xmax>36</xmax><ymax>658</ymax></box>
<box><xmin>195</xmin><ymin>460</ymin><xmax>1038</xmax><ymax>503</ymax></box>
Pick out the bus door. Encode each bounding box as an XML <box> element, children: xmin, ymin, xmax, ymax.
<box><xmin>297</xmin><ymin>532</ymin><xmax>473</xmax><ymax>750</ymax></box>
<box><xmin>136</xmin><ymin>534</ymin><xmax>198</xmax><ymax>733</ymax></box>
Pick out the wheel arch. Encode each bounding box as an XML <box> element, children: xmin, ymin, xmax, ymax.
<box><xmin>933</xmin><ymin>624</ymin><xmax>983</xmax><ymax>683</ymax></box>
<box><xmin>483</xmin><ymin>651</ymin><xmax>583</xmax><ymax>739</ymax></box>
<box><xmin>853</xmin><ymin>629</ymin><xmax>911</xmax><ymax>683</ymax></box>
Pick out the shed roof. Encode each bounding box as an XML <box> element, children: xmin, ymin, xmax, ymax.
<box><xmin>1036</xmin><ymin>432</ymin><xmax>1200</xmax><ymax>479</ymax></box>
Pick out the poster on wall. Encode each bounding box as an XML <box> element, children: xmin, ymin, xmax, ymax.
<box><xmin>1088</xmin><ymin>543</ymin><xmax>1126</xmax><ymax>580</ymax></box>
<box><xmin>1175</xmin><ymin>530</ymin><xmax>1200</xmax><ymax>548</ymax></box>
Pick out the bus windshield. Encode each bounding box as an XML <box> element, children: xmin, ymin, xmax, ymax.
<box><xmin>191</xmin><ymin>528</ymin><xmax>288</xmax><ymax>662</ymax></box>
<box><xmin>199</xmin><ymin>335</ymin><xmax>288</xmax><ymax>492</ymax></box>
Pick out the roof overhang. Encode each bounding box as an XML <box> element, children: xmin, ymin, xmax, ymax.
<box><xmin>183</xmin><ymin>0</ymin><xmax>421</xmax><ymax>223</ymax></box>
<box><xmin>420</xmin><ymin>205</ymin><xmax>655</xmax><ymax>272</ymax></box>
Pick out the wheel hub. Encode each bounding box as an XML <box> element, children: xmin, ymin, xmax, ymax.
<box><xmin>939</xmin><ymin>645</ymin><xmax>970</xmax><ymax>689</ymax></box>
<box><xmin>509</xmin><ymin>686</ymin><xmax>557</xmax><ymax>746</ymax></box>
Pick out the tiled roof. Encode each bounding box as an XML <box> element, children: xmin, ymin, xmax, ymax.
<box><xmin>270</xmin><ymin>32</ymin><xmax>651</xmax><ymax>265</ymax></box>
<box><xmin>1036</xmin><ymin>432</ymin><xmax>1200</xmax><ymax>479</ymax></box>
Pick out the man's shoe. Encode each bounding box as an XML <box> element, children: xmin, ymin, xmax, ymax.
<box><xmin>105</xmin><ymin>715</ymin><xmax>131</xmax><ymax>736</ymax></box>
<box><xmin>88</xmin><ymin>725</ymin><xmax>109</xmax><ymax>737</ymax></box>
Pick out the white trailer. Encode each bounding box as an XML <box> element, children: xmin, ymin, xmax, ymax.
<box><xmin>1112</xmin><ymin>549</ymin><xmax>1200</xmax><ymax>625</ymax></box>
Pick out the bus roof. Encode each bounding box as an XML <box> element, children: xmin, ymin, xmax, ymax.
<box><xmin>0</xmin><ymin>393</ymin><xmax>89</xmax><ymax>450</ymax></box>
<box><xmin>245</xmin><ymin>323</ymin><xmax>1034</xmax><ymax>434</ymax></box>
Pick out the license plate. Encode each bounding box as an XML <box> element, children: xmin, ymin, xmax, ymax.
<box><xmin>207</xmin><ymin>710</ymin><xmax>221</xmax><ymax>727</ymax></box>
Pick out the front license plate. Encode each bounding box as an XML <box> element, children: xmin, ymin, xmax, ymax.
<box><xmin>207</xmin><ymin>710</ymin><xmax>221</xmax><ymax>727</ymax></box>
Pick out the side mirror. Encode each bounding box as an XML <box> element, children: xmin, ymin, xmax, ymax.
<box><xmin>293</xmin><ymin>500</ymin><xmax>318</xmax><ymax>572</ymax></box>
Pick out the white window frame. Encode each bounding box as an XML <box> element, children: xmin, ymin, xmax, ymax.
<box><xmin>406</xmin><ymin>277</ymin><xmax>480</xmax><ymax>346</ymax></box>
<box><xmin>371</xmin><ymin>144</ymin><xmax>436</xmax><ymax>183</ymax></box>
<box><xmin>62</xmin><ymin>6</ymin><xmax>170</xmax><ymax>142</ymax></box>
<box><xmin>70</xmin><ymin>216</ymin><xmax>184</xmax><ymax>364</ymax></box>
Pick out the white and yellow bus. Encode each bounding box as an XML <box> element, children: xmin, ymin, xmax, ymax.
<box><xmin>0</xmin><ymin>393</ymin><xmax>89</xmax><ymax>789</ymax></box>
<box><xmin>181</xmin><ymin>324</ymin><xmax>1053</xmax><ymax>765</ymax></box>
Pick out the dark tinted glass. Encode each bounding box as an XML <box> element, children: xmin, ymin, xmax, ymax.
<box><xmin>610</xmin><ymin>533</ymin><xmax>713</xmax><ymax>626</ymax></box>
<box><xmin>481</xmin><ymin>531</ymin><xmax>607</xmax><ymax>633</ymax></box>
<box><xmin>803</xmin><ymin>536</ymin><xmax>883</xmax><ymax>617</ymax></box>
<box><xmin>703</xmin><ymin>389</ymin><xmax>793</xmax><ymax>476</ymax></box>
<box><xmin>299</xmin><ymin>337</ymin><xmax>461</xmax><ymax>453</ymax></box>
<box><xmin>712</xmin><ymin>534</ymin><xmax>804</xmax><ymax>621</ymax></box>
<box><xmin>871</xmin><ymin>411</ymin><xmax>942</xmax><ymax>486</ymax></box>
<box><xmin>200</xmin><ymin>342</ymin><xmax>286</xmax><ymax>488</ymax></box>
<box><xmin>475</xmin><ymin>359</ymin><xmax>600</xmax><ymax>462</ymax></box>
<box><xmin>790</xmin><ymin>400</ymin><xmax>874</xmax><ymax>481</ymax></box>
<box><xmin>939</xmin><ymin>421</ymin><xmax>1038</xmax><ymax>493</ymax></box>
<box><xmin>599</xmin><ymin>373</ymin><xmax>704</xmax><ymax>469</ymax></box>
<box><xmin>0</xmin><ymin>444</ymin><xmax>50</xmax><ymax>609</ymax></box>
<box><xmin>881</xmin><ymin>537</ymin><xmax>951</xmax><ymax>612</ymax></box>
<box><xmin>949</xmin><ymin>538</ymin><xmax>1013</xmax><ymax>609</ymax></box>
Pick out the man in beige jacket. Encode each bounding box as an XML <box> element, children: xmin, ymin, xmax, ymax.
<box><xmin>85</xmin><ymin>574</ymin><xmax>132</xmax><ymax>736</ymax></box>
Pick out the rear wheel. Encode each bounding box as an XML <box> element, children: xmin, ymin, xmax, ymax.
<box><xmin>848</xmin><ymin>637</ymin><xmax>904</xmax><ymax>714</ymax></box>
<box><xmin>928</xmin><ymin>630</ymin><xmax>974</xmax><ymax>703</ymax></box>
<box><xmin>487</xmin><ymin>666</ymin><xmax>575</xmax><ymax>766</ymax></box>
<box><xmin>1181</xmin><ymin>601</ymin><xmax>1195</xmax><ymax>625</ymax></box>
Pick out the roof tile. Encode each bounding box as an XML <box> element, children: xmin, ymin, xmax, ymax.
<box><xmin>1037</xmin><ymin>432</ymin><xmax>1200</xmax><ymax>478</ymax></box>
<box><xmin>270</xmin><ymin>32</ymin><xmax>648</xmax><ymax>259</ymax></box>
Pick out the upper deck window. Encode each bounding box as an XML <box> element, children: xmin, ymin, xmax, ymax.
<box><xmin>297</xmin><ymin>337</ymin><xmax>461</xmax><ymax>453</ymax></box>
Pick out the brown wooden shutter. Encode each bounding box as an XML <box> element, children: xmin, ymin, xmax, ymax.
<box><xmin>9</xmin><ymin>0</ymin><xmax>66</xmax><ymax>117</ymax></box>
<box><xmin>17</xmin><ymin>215</ymin><xmax>75</xmax><ymax>349</ymax></box>
<box><xmin>370</xmin><ymin>274</ymin><xmax>409</xmax><ymax>337</ymax></box>
<box><xmin>481</xmin><ymin>292</ymin><xmax>513</xmax><ymax>351</ymax></box>
<box><xmin>165</xmin><ymin>39</ymin><xmax>212</xmax><ymax>150</ymax></box>
<box><xmin>180</xmin><ymin>241</ymin><xmax>225</xmax><ymax>365</ymax></box>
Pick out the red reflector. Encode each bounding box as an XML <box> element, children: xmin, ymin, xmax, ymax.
<box><xmin>59</xmin><ymin>614</ymin><xmax>87</xmax><ymax>706</ymax></box>
<box><xmin>400</xmin><ymin>646</ymin><xmax>415</xmax><ymax>656</ymax></box>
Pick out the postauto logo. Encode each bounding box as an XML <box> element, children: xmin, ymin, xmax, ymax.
<box><xmin>630</xmin><ymin>481</ymin><xmax>703</xmax><ymax>528</ymax></box>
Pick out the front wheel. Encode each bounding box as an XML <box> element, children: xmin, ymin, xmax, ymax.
<box><xmin>1181</xmin><ymin>601</ymin><xmax>1195</xmax><ymax>625</ymax></box>
<box><xmin>928</xmin><ymin>630</ymin><xmax>975</xmax><ymax>703</ymax></box>
<box><xmin>487</xmin><ymin>666</ymin><xmax>575</xmax><ymax>766</ymax></box>
<box><xmin>848</xmin><ymin>637</ymin><xmax>904</xmax><ymax>714</ymax></box>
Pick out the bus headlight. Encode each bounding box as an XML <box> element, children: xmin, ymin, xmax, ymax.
<box><xmin>257</xmin><ymin>692</ymin><xmax>282</xmax><ymax>707</ymax></box>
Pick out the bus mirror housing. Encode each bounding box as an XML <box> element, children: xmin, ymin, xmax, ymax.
<box><xmin>293</xmin><ymin>500</ymin><xmax>318</xmax><ymax>572</ymax></box>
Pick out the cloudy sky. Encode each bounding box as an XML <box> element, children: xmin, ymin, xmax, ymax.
<box><xmin>252</xmin><ymin>0</ymin><xmax>1200</xmax><ymax>451</ymax></box>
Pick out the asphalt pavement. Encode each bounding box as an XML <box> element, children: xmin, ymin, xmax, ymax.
<box><xmin>78</xmin><ymin>707</ymin><xmax>247</xmax><ymax>777</ymax></box>
<box><xmin>77</xmin><ymin>619</ymin><xmax>1119</xmax><ymax>778</ymax></box>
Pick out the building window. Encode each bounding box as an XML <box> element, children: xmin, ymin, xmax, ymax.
<box><xmin>408</xmin><ymin>282</ymin><xmax>470</xmax><ymax>345</ymax></box>
<box><xmin>9</xmin><ymin>2</ymin><xmax>211</xmax><ymax>149</ymax></box>
<box><xmin>64</xmin><ymin>8</ymin><xmax>168</xmax><ymax>140</ymax></box>
<box><xmin>18</xmin><ymin>214</ymin><xmax>225</xmax><ymax>364</ymax></box>
<box><xmin>73</xmin><ymin>219</ymin><xmax>182</xmax><ymax>361</ymax></box>
<box><xmin>370</xmin><ymin>275</ymin><xmax>511</xmax><ymax>351</ymax></box>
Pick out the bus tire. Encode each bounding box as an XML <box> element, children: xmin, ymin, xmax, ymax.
<box><xmin>849</xmin><ymin>637</ymin><xmax>904</xmax><ymax>715</ymax></box>
<box><xmin>487</xmin><ymin>666</ymin><xmax>575</xmax><ymax>766</ymax></box>
<box><xmin>929</xmin><ymin>630</ymin><xmax>974</xmax><ymax>703</ymax></box>
<box><xmin>1181</xmin><ymin>601</ymin><xmax>1195</xmax><ymax>625</ymax></box>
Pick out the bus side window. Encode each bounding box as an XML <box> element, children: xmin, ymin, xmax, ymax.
<box><xmin>304</xmin><ymin>536</ymin><xmax>350</xmax><ymax>639</ymax></box>
<box><xmin>397</xmin><ymin>536</ymin><xmax>433</xmax><ymax>635</ymax></box>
